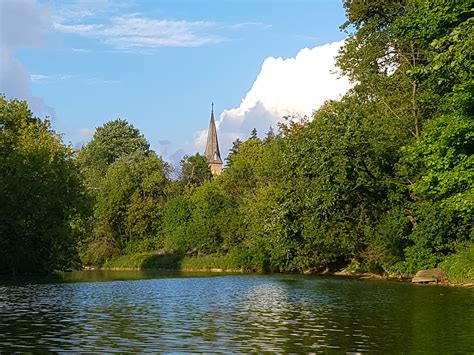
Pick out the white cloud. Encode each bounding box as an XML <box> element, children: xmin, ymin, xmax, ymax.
<box><xmin>30</xmin><ymin>74</ymin><xmax>50</xmax><ymax>82</ymax></box>
<box><xmin>71</xmin><ymin>47</ymin><xmax>91</xmax><ymax>53</ymax></box>
<box><xmin>195</xmin><ymin>40</ymin><xmax>352</xmax><ymax>156</ymax></box>
<box><xmin>228</xmin><ymin>22</ymin><xmax>272</xmax><ymax>30</ymax></box>
<box><xmin>0</xmin><ymin>0</ymin><xmax>55</xmax><ymax>118</ymax></box>
<box><xmin>0</xmin><ymin>0</ymin><xmax>50</xmax><ymax>50</ymax></box>
<box><xmin>84</xmin><ymin>77</ymin><xmax>120</xmax><ymax>84</ymax></box>
<box><xmin>51</xmin><ymin>1</ymin><xmax>272</xmax><ymax>51</ymax></box>
<box><xmin>52</xmin><ymin>0</ymin><xmax>134</xmax><ymax>22</ymax></box>
<box><xmin>30</xmin><ymin>73</ymin><xmax>119</xmax><ymax>85</ymax></box>
<box><xmin>54</xmin><ymin>14</ymin><xmax>224</xmax><ymax>49</ymax></box>
<box><xmin>168</xmin><ymin>149</ymin><xmax>186</xmax><ymax>177</ymax></box>
<box><xmin>30</xmin><ymin>74</ymin><xmax>78</xmax><ymax>82</ymax></box>
<box><xmin>79</xmin><ymin>127</ymin><xmax>94</xmax><ymax>138</ymax></box>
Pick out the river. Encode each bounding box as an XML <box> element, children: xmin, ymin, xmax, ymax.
<box><xmin>0</xmin><ymin>270</ymin><xmax>472</xmax><ymax>352</ymax></box>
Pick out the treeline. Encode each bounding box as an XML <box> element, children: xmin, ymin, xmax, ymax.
<box><xmin>1</xmin><ymin>0</ymin><xmax>472</xmax><ymax>276</ymax></box>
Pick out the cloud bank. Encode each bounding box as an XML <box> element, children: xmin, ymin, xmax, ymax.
<box><xmin>0</xmin><ymin>0</ymin><xmax>55</xmax><ymax>118</ymax></box>
<box><xmin>195</xmin><ymin>40</ymin><xmax>352</xmax><ymax>157</ymax></box>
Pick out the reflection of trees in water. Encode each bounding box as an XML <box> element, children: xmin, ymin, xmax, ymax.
<box><xmin>0</xmin><ymin>284</ymin><xmax>77</xmax><ymax>351</ymax></box>
<box><xmin>1</xmin><ymin>274</ymin><xmax>473</xmax><ymax>352</ymax></box>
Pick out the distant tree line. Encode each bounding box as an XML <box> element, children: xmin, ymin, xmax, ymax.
<box><xmin>1</xmin><ymin>0</ymin><xmax>472</xmax><ymax>275</ymax></box>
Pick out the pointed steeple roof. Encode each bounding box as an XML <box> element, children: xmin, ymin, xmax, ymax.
<box><xmin>204</xmin><ymin>103</ymin><xmax>222</xmax><ymax>164</ymax></box>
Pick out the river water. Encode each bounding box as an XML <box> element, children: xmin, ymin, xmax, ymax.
<box><xmin>0</xmin><ymin>271</ymin><xmax>472</xmax><ymax>352</ymax></box>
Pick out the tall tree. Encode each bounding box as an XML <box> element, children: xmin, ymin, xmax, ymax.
<box><xmin>78</xmin><ymin>119</ymin><xmax>150</xmax><ymax>190</ymax></box>
<box><xmin>225</xmin><ymin>138</ymin><xmax>242</xmax><ymax>167</ymax></box>
<box><xmin>84</xmin><ymin>152</ymin><xmax>168</xmax><ymax>265</ymax></box>
<box><xmin>0</xmin><ymin>97</ymin><xmax>84</xmax><ymax>274</ymax></box>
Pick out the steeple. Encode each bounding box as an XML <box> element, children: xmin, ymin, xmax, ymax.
<box><xmin>204</xmin><ymin>103</ymin><xmax>222</xmax><ymax>175</ymax></box>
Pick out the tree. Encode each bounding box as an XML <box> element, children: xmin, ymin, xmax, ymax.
<box><xmin>337</xmin><ymin>0</ymin><xmax>474</xmax><ymax>273</ymax></box>
<box><xmin>0</xmin><ymin>97</ymin><xmax>84</xmax><ymax>274</ymax></box>
<box><xmin>274</xmin><ymin>97</ymin><xmax>400</xmax><ymax>271</ymax></box>
<box><xmin>264</xmin><ymin>126</ymin><xmax>276</xmax><ymax>141</ymax></box>
<box><xmin>393</xmin><ymin>112</ymin><xmax>474</xmax><ymax>273</ymax></box>
<box><xmin>249</xmin><ymin>128</ymin><xmax>258</xmax><ymax>140</ymax></box>
<box><xmin>219</xmin><ymin>138</ymin><xmax>263</xmax><ymax>198</ymax></box>
<box><xmin>83</xmin><ymin>151</ymin><xmax>168</xmax><ymax>265</ymax></box>
<box><xmin>225</xmin><ymin>138</ymin><xmax>242</xmax><ymax>167</ymax></box>
<box><xmin>161</xmin><ymin>193</ymin><xmax>193</xmax><ymax>253</ymax></box>
<box><xmin>187</xmin><ymin>181</ymin><xmax>233</xmax><ymax>254</ymax></box>
<box><xmin>78</xmin><ymin>119</ymin><xmax>149</xmax><ymax>190</ymax></box>
<box><xmin>179</xmin><ymin>154</ymin><xmax>212</xmax><ymax>186</ymax></box>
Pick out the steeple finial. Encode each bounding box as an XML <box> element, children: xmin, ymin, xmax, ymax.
<box><xmin>211</xmin><ymin>102</ymin><xmax>214</xmax><ymax>113</ymax></box>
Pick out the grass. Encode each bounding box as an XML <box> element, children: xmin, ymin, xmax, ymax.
<box><xmin>103</xmin><ymin>252</ymin><xmax>181</xmax><ymax>270</ymax></box>
<box><xmin>102</xmin><ymin>252</ymin><xmax>240</xmax><ymax>272</ymax></box>
<box><xmin>180</xmin><ymin>255</ymin><xmax>239</xmax><ymax>271</ymax></box>
<box><xmin>439</xmin><ymin>243</ymin><xmax>474</xmax><ymax>284</ymax></box>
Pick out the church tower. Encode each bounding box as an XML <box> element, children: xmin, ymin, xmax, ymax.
<box><xmin>204</xmin><ymin>103</ymin><xmax>222</xmax><ymax>175</ymax></box>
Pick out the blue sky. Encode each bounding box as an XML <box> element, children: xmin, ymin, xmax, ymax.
<box><xmin>1</xmin><ymin>0</ymin><xmax>350</xmax><ymax>163</ymax></box>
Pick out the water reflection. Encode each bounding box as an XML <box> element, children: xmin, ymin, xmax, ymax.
<box><xmin>0</xmin><ymin>272</ymin><xmax>472</xmax><ymax>352</ymax></box>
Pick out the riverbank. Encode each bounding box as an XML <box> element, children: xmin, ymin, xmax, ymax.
<box><xmin>95</xmin><ymin>251</ymin><xmax>474</xmax><ymax>287</ymax></box>
<box><xmin>101</xmin><ymin>252</ymin><xmax>242</xmax><ymax>272</ymax></box>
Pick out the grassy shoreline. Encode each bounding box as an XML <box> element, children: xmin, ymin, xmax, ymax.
<box><xmin>102</xmin><ymin>252</ymin><xmax>243</xmax><ymax>273</ymax></box>
<box><xmin>97</xmin><ymin>251</ymin><xmax>473</xmax><ymax>287</ymax></box>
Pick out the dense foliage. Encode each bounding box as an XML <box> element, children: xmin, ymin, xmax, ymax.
<box><xmin>0</xmin><ymin>97</ymin><xmax>84</xmax><ymax>274</ymax></box>
<box><xmin>1</xmin><ymin>0</ymin><xmax>472</xmax><ymax>278</ymax></box>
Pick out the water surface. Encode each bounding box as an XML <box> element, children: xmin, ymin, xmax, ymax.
<box><xmin>1</xmin><ymin>271</ymin><xmax>472</xmax><ymax>352</ymax></box>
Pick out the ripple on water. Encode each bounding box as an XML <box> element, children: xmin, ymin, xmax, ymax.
<box><xmin>0</xmin><ymin>273</ymin><xmax>473</xmax><ymax>352</ymax></box>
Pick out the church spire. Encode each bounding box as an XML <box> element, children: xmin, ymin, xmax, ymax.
<box><xmin>204</xmin><ymin>102</ymin><xmax>222</xmax><ymax>175</ymax></box>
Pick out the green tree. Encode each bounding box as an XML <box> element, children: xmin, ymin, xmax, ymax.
<box><xmin>219</xmin><ymin>138</ymin><xmax>263</xmax><ymax>198</ymax></box>
<box><xmin>225</xmin><ymin>138</ymin><xmax>242</xmax><ymax>167</ymax></box>
<box><xmin>187</xmin><ymin>181</ymin><xmax>234</xmax><ymax>255</ymax></box>
<box><xmin>275</xmin><ymin>98</ymin><xmax>400</xmax><ymax>271</ymax></box>
<box><xmin>179</xmin><ymin>154</ymin><xmax>212</xmax><ymax>187</ymax></box>
<box><xmin>78</xmin><ymin>119</ymin><xmax>149</xmax><ymax>190</ymax></box>
<box><xmin>83</xmin><ymin>152</ymin><xmax>168</xmax><ymax>265</ymax></box>
<box><xmin>331</xmin><ymin>0</ymin><xmax>474</xmax><ymax>275</ymax></box>
<box><xmin>0</xmin><ymin>97</ymin><xmax>84</xmax><ymax>274</ymax></box>
<box><xmin>161</xmin><ymin>193</ymin><xmax>193</xmax><ymax>253</ymax></box>
<box><xmin>249</xmin><ymin>128</ymin><xmax>258</xmax><ymax>140</ymax></box>
<box><xmin>394</xmin><ymin>112</ymin><xmax>473</xmax><ymax>273</ymax></box>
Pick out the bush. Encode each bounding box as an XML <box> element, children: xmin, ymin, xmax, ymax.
<box><xmin>439</xmin><ymin>244</ymin><xmax>474</xmax><ymax>283</ymax></box>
